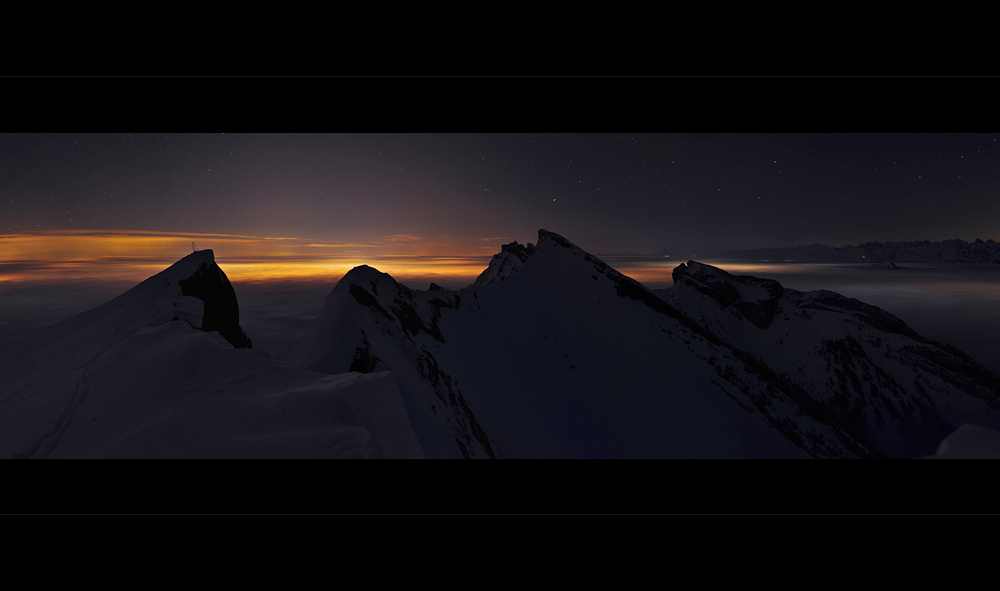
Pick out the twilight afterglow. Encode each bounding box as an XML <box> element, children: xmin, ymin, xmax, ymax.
<box><xmin>0</xmin><ymin>229</ymin><xmax>502</xmax><ymax>286</ymax></box>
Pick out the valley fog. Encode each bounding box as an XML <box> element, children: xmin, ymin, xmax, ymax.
<box><xmin>3</xmin><ymin>261</ymin><xmax>998</xmax><ymax>375</ymax></box>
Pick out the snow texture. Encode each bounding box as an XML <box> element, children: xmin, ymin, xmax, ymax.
<box><xmin>294</xmin><ymin>230</ymin><xmax>912</xmax><ymax>458</ymax></box>
<box><xmin>923</xmin><ymin>423</ymin><xmax>1000</xmax><ymax>458</ymax></box>
<box><xmin>0</xmin><ymin>250</ymin><xmax>423</xmax><ymax>458</ymax></box>
<box><xmin>657</xmin><ymin>260</ymin><xmax>1000</xmax><ymax>458</ymax></box>
<box><xmin>3</xmin><ymin>236</ymin><xmax>997</xmax><ymax>459</ymax></box>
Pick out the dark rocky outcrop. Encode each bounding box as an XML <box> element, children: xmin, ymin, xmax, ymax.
<box><xmin>177</xmin><ymin>257</ymin><xmax>252</xmax><ymax>349</ymax></box>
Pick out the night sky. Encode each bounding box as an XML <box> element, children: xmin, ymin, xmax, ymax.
<box><xmin>3</xmin><ymin>132</ymin><xmax>998</xmax><ymax>259</ymax></box>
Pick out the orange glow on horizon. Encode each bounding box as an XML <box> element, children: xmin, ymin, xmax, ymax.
<box><xmin>1</xmin><ymin>229</ymin><xmax>695</xmax><ymax>290</ymax></box>
<box><xmin>0</xmin><ymin>229</ymin><xmax>473</xmax><ymax>258</ymax></box>
<box><xmin>0</xmin><ymin>229</ymin><xmax>497</xmax><ymax>288</ymax></box>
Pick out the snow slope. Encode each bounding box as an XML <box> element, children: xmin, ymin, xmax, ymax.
<box><xmin>0</xmin><ymin>250</ymin><xmax>423</xmax><ymax>458</ymax></box>
<box><xmin>656</xmin><ymin>260</ymin><xmax>1000</xmax><ymax>457</ymax></box>
<box><xmin>6</xmin><ymin>240</ymin><xmax>995</xmax><ymax>459</ymax></box>
<box><xmin>923</xmin><ymin>423</ymin><xmax>1000</xmax><ymax>458</ymax></box>
<box><xmin>292</xmin><ymin>230</ymin><xmax>888</xmax><ymax>458</ymax></box>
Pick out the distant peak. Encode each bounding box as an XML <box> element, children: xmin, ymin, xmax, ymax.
<box><xmin>345</xmin><ymin>264</ymin><xmax>380</xmax><ymax>275</ymax></box>
<box><xmin>474</xmin><ymin>239</ymin><xmax>539</xmax><ymax>288</ymax></box>
<box><xmin>342</xmin><ymin>264</ymin><xmax>397</xmax><ymax>287</ymax></box>
<box><xmin>674</xmin><ymin>260</ymin><xmax>783</xmax><ymax>293</ymax></box>
<box><xmin>499</xmin><ymin>240</ymin><xmax>536</xmax><ymax>263</ymax></box>
<box><xmin>672</xmin><ymin>260</ymin><xmax>784</xmax><ymax>329</ymax></box>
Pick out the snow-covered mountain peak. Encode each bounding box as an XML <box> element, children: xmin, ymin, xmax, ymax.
<box><xmin>16</xmin><ymin>247</ymin><xmax>254</xmax><ymax>354</ymax></box>
<box><xmin>112</xmin><ymin>248</ymin><xmax>220</xmax><ymax>306</ymax></box>
<box><xmin>674</xmin><ymin>261</ymin><xmax>784</xmax><ymax>298</ymax></box>
<box><xmin>657</xmin><ymin>261</ymin><xmax>1000</xmax><ymax>457</ymax></box>
<box><xmin>671</xmin><ymin>261</ymin><xmax>784</xmax><ymax>329</ymax></box>
<box><xmin>475</xmin><ymin>229</ymin><xmax>625</xmax><ymax>288</ymax></box>
<box><xmin>0</xmin><ymin>250</ymin><xmax>423</xmax><ymax>458</ymax></box>
<box><xmin>537</xmin><ymin>228</ymin><xmax>576</xmax><ymax>250</ymax></box>
<box><xmin>340</xmin><ymin>264</ymin><xmax>400</xmax><ymax>295</ymax></box>
<box><xmin>473</xmin><ymin>240</ymin><xmax>537</xmax><ymax>288</ymax></box>
<box><xmin>173</xmin><ymin>247</ymin><xmax>218</xmax><ymax>271</ymax></box>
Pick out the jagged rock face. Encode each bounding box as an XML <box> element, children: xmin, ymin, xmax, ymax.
<box><xmin>6</xmin><ymin>249</ymin><xmax>251</xmax><ymax>359</ymax></box>
<box><xmin>178</xmin><ymin>259</ymin><xmax>252</xmax><ymax>349</ymax></box>
<box><xmin>292</xmin><ymin>265</ymin><xmax>494</xmax><ymax>459</ymax></box>
<box><xmin>657</xmin><ymin>261</ymin><xmax>1000</xmax><ymax>458</ymax></box>
<box><xmin>294</xmin><ymin>230</ymin><xmax>900</xmax><ymax>458</ymax></box>
<box><xmin>473</xmin><ymin>240</ymin><xmax>536</xmax><ymax>288</ymax></box>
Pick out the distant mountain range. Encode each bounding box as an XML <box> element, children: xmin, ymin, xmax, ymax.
<box><xmin>711</xmin><ymin>238</ymin><xmax>1000</xmax><ymax>263</ymax></box>
<box><xmin>3</xmin><ymin>231</ymin><xmax>999</xmax><ymax>458</ymax></box>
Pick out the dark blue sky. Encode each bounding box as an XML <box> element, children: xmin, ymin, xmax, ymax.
<box><xmin>3</xmin><ymin>130</ymin><xmax>998</xmax><ymax>254</ymax></box>
<box><xmin>4</xmin><ymin>77</ymin><xmax>998</xmax><ymax>255</ymax></box>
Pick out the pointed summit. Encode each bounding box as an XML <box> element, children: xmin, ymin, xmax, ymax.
<box><xmin>174</xmin><ymin>252</ymin><xmax>252</xmax><ymax>349</ymax></box>
<box><xmin>473</xmin><ymin>240</ymin><xmax>536</xmax><ymax>288</ymax></box>
<box><xmin>111</xmin><ymin>248</ymin><xmax>251</xmax><ymax>348</ymax></box>
<box><xmin>17</xmin><ymin>248</ymin><xmax>252</xmax><ymax>354</ymax></box>
<box><xmin>473</xmin><ymin>229</ymin><xmax>610</xmax><ymax>288</ymax></box>
<box><xmin>0</xmin><ymin>250</ymin><xmax>423</xmax><ymax>459</ymax></box>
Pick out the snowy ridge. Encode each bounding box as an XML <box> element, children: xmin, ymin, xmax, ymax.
<box><xmin>294</xmin><ymin>229</ymin><xmax>891</xmax><ymax>458</ymax></box>
<box><xmin>657</xmin><ymin>260</ymin><xmax>1000</xmax><ymax>457</ymax></box>
<box><xmin>473</xmin><ymin>240</ymin><xmax>536</xmax><ymax>288</ymax></box>
<box><xmin>4</xmin><ymin>235</ymin><xmax>997</xmax><ymax>458</ymax></box>
<box><xmin>290</xmin><ymin>265</ymin><xmax>495</xmax><ymax>459</ymax></box>
<box><xmin>671</xmin><ymin>261</ymin><xmax>782</xmax><ymax>329</ymax></box>
<box><xmin>0</xmin><ymin>252</ymin><xmax>423</xmax><ymax>458</ymax></box>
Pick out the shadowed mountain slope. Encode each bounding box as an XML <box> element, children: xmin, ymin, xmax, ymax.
<box><xmin>292</xmin><ymin>230</ymin><xmax>891</xmax><ymax>458</ymax></box>
<box><xmin>656</xmin><ymin>260</ymin><xmax>1000</xmax><ymax>457</ymax></box>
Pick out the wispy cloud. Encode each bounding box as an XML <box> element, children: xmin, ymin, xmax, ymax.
<box><xmin>382</xmin><ymin>234</ymin><xmax>423</xmax><ymax>243</ymax></box>
<box><xmin>480</xmin><ymin>236</ymin><xmax>512</xmax><ymax>242</ymax></box>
